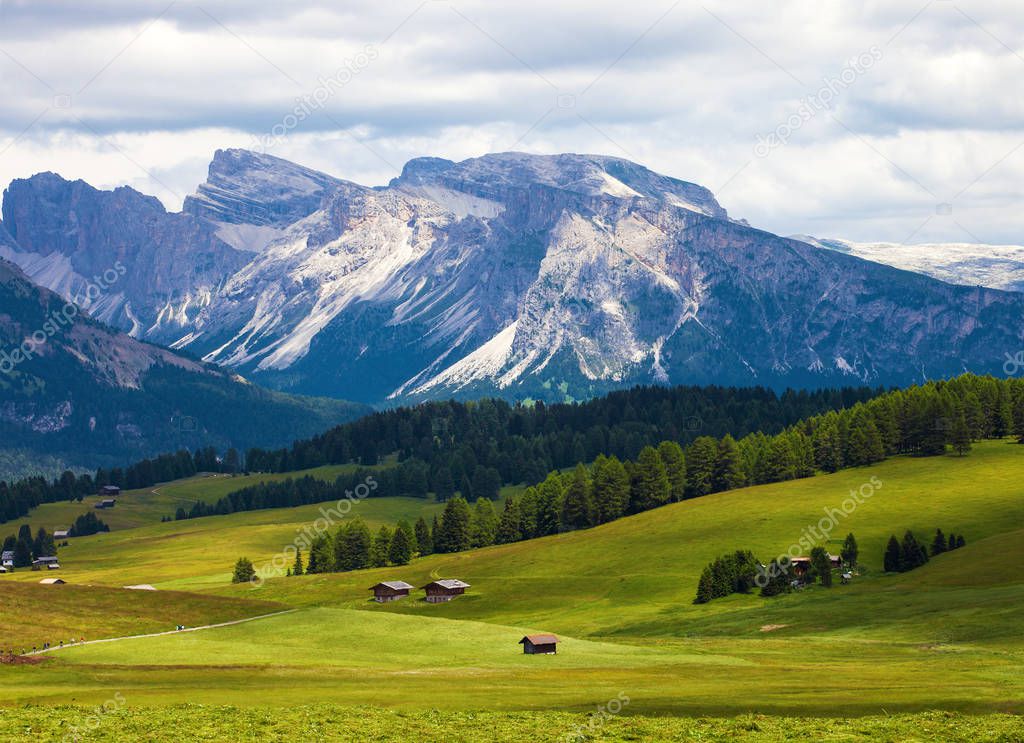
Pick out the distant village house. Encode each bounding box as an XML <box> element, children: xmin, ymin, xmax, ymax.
<box><xmin>53</xmin><ymin>529</ymin><xmax>69</xmax><ymax>540</ymax></box>
<box><xmin>422</xmin><ymin>579</ymin><xmax>470</xmax><ymax>603</ymax></box>
<box><xmin>369</xmin><ymin>580</ymin><xmax>414</xmax><ymax>603</ymax></box>
<box><xmin>95</xmin><ymin>497</ymin><xmax>117</xmax><ymax>509</ymax></box>
<box><xmin>31</xmin><ymin>556</ymin><xmax>60</xmax><ymax>571</ymax></box>
<box><xmin>101</xmin><ymin>485</ymin><xmax>121</xmax><ymax>496</ymax></box>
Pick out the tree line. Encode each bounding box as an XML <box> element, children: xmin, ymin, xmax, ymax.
<box><xmin>2</xmin><ymin>524</ymin><xmax>57</xmax><ymax>567</ymax></box>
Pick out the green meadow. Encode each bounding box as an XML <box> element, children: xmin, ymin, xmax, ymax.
<box><xmin>2</xmin><ymin>441</ymin><xmax>1024</xmax><ymax>738</ymax></box>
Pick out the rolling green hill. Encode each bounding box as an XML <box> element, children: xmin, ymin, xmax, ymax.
<box><xmin>0</xmin><ymin>441</ymin><xmax>1021</xmax><ymax>725</ymax></box>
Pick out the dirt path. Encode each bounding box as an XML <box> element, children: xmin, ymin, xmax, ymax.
<box><xmin>26</xmin><ymin>609</ymin><xmax>296</xmax><ymax>656</ymax></box>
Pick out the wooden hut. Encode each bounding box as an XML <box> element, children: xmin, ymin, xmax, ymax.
<box><xmin>369</xmin><ymin>580</ymin><xmax>414</xmax><ymax>603</ymax></box>
<box><xmin>519</xmin><ymin>634</ymin><xmax>558</xmax><ymax>654</ymax></box>
<box><xmin>422</xmin><ymin>579</ymin><xmax>470</xmax><ymax>603</ymax></box>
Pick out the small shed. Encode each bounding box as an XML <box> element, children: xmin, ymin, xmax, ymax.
<box><xmin>1</xmin><ymin>550</ymin><xmax>12</xmax><ymax>568</ymax></box>
<box><xmin>369</xmin><ymin>580</ymin><xmax>414</xmax><ymax>603</ymax></box>
<box><xmin>32</xmin><ymin>556</ymin><xmax>59</xmax><ymax>571</ymax></box>
<box><xmin>96</xmin><ymin>497</ymin><xmax>116</xmax><ymax>509</ymax></box>
<box><xmin>39</xmin><ymin>577</ymin><xmax>65</xmax><ymax>585</ymax></box>
<box><xmin>53</xmin><ymin>529</ymin><xmax>69</xmax><ymax>540</ymax></box>
<box><xmin>101</xmin><ymin>485</ymin><xmax>122</xmax><ymax>496</ymax></box>
<box><xmin>519</xmin><ymin>633</ymin><xmax>558</xmax><ymax>655</ymax></box>
<box><xmin>422</xmin><ymin>579</ymin><xmax>470</xmax><ymax>603</ymax></box>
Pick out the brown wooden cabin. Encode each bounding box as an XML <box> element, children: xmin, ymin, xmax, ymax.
<box><xmin>101</xmin><ymin>485</ymin><xmax>121</xmax><ymax>496</ymax></box>
<box><xmin>369</xmin><ymin>580</ymin><xmax>414</xmax><ymax>603</ymax></box>
<box><xmin>519</xmin><ymin>633</ymin><xmax>558</xmax><ymax>655</ymax></box>
<box><xmin>422</xmin><ymin>579</ymin><xmax>470</xmax><ymax>603</ymax></box>
<box><xmin>790</xmin><ymin>553</ymin><xmax>842</xmax><ymax>576</ymax></box>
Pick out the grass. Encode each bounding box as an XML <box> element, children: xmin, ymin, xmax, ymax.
<box><xmin>1</xmin><ymin>707</ymin><xmax>1021</xmax><ymax>742</ymax></box>
<box><xmin>1</xmin><ymin>465</ymin><xmax>362</xmax><ymax>534</ymax></box>
<box><xmin>1</xmin><ymin>441</ymin><xmax>1023</xmax><ymax>735</ymax></box>
<box><xmin>0</xmin><ymin>581</ymin><xmax>281</xmax><ymax>652</ymax></box>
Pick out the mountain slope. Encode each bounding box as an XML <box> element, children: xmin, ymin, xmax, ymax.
<box><xmin>795</xmin><ymin>235</ymin><xmax>1024</xmax><ymax>292</ymax></box>
<box><xmin>4</xmin><ymin>151</ymin><xmax>1024</xmax><ymax>404</ymax></box>
<box><xmin>0</xmin><ymin>258</ymin><xmax>367</xmax><ymax>471</ymax></box>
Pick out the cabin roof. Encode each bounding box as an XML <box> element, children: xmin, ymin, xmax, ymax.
<box><xmin>370</xmin><ymin>581</ymin><xmax>414</xmax><ymax>591</ymax></box>
<box><xmin>520</xmin><ymin>634</ymin><xmax>559</xmax><ymax>645</ymax></box>
<box><xmin>423</xmin><ymin>579</ymin><xmax>470</xmax><ymax>590</ymax></box>
<box><xmin>39</xmin><ymin>577</ymin><xmax>65</xmax><ymax>584</ymax></box>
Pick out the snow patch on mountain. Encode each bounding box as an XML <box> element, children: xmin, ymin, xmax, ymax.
<box><xmin>406</xmin><ymin>321</ymin><xmax>518</xmax><ymax>395</ymax></box>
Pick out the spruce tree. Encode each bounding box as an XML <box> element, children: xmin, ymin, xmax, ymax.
<box><xmin>396</xmin><ymin>519</ymin><xmax>417</xmax><ymax>555</ymax></box>
<box><xmin>685</xmin><ymin>437</ymin><xmax>718</xmax><ymax>497</ymax></box>
<box><xmin>496</xmin><ymin>496</ymin><xmax>523</xmax><ymax>543</ymax></box>
<box><xmin>292</xmin><ymin>548</ymin><xmax>304</xmax><ymax>576</ymax></box>
<box><xmin>931</xmin><ymin>529</ymin><xmax>947</xmax><ymax>556</ymax></box>
<box><xmin>370</xmin><ymin>526</ymin><xmax>392</xmax><ymax>567</ymax></box>
<box><xmin>694</xmin><ymin>567</ymin><xmax>715</xmax><ymax>604</ymax></box>
<box><xmin>535</xmin><ymin>474</ymin><xmax>564</xmax><ymax>536</ymax></box>
<box><xmin>470</xmin><ymin>497</ymin><xmax>498</xmax><ymax>547</ymax></box>
<box><xmin>657</xmin><ymin>441</ymin><xmax>687</xmax><ymax>502</ymax></box>
<box><xmin>335</xmin><ymin>518</ymin><xmax>371</xmax><ymax>571</ymax></box>
<box><xmin>810</xmin><ymin>546</ymin><xmax>833</xmax><ymax>587</ymax></box>
<box><xmin>713</xmin><ymin>434</ymin><xmax>747</xmax><ymax>491</ymax></box>
<box><xmin>231</xmin><ymin>557</ymin><xmax>255</xmax><ymax>584</ymax></box>
<box><xmin>883</xmin><ymin>535</ymin><xmax>902</xmax><ymax>572</ymax></box>
<box><xmin>388</xmin><ymin>526</ymin><xmax>412</xmax><ymax>565</ymax></box>
<box><xmin>591</xmin><ymin>455</ymin><xmax>630</xmax><ymax>523</ymax></box>
<box><xmin>630</xmin><ymin>446</ymin><xmax>670</xmax><ymax>512</ymax></box>
<box><xmin>435</xmin><ymin>496</ymin><xmax>472</xmax><ymax>553</ymax></box>
<box><xmin>560</xmin><ymin>464</ymin><xmax>596</xmax><ymax>531</ymax></box>
<box><xmin>840</xmin><ymin>532</ymin><xmax>858</xmax><ymax>568</ymax></box>
<box><xmin>414</xmin><ymin>516</ymin><xmax>433</xmax><ymax>555</ymax></box>
<box><xmin>956</xmin><ymin>534</ymin><xmax>965</xmax><ymax>549</ymax></box>
<box><xmin>949</xmin><ymin>407</ymin><xmax>972</xmax><ymax>456</ymax></box>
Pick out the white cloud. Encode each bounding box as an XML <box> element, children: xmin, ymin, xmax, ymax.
<box><xmin>0</xmin><ymin>0</ymin><xmax>1022</xmax><ymax>243</ymax></box>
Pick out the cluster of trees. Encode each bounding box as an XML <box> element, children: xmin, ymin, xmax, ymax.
<box><xmin>694</xmin><ymin>551</ymin><xmax>760</xmax><ymax>603</ymax></box>
<box><xmin>68</xmin><ymin>511</ymin><xmax>109</xmax><ymax>538</ymax></box>
<box><xmin>0</xmin><ymin>446</ymin><xmax>244</xmax><ymax>525</ymax></box>
<box><xmin>1</xmin><ymin>525</ymin><xmax>57</xmax><ymax>567</ymax></box>
<box><xmin>297</xmin><ymin>517</ymin><xmax>426</xmax><ymax>574</ymax></box>
<box><xmin>885</xmin><ymin>528</ymin><xmax>967</xmax><ymax>573</ymax></box>
<box><xmin>931</xmin><ymin>528</ymin><xmax>966</xmax><ymax>556</ymax></box>
<box><xmin>245</xmin><ymin>385</ymin><xmax>878</xmax><ymax>488</ymax></box>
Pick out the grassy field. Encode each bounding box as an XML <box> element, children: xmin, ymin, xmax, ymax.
<box><xmin>1</xmin><ymin>441</ymin><xmax>1023</xmax><ymax>736</ymax></box>
<box><xmin>1</xmin><ymin>707</ymin><xmax>1022</xmax><ymax>742</ymax></box>
<box><xmin>1</xmin><ymin>465</ymin><xmax>362</xmax><ymax>534</ymax></box>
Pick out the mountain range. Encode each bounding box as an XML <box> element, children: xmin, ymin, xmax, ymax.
<box><xmin>2</xmin><ymin>149</ymin><xmax>1023</xmax><ymax>408</ymax></box>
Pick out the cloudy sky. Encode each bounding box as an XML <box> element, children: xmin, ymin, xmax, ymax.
<box><xmin>0</xmin><ymin>0</ymin><xmax>1021</xmax><ymax>244</ymax></box>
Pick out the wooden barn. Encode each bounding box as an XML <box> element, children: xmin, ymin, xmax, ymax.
<box><xmin>422</xmin><ymin>579</ymin><xmax>470</xmax><ymax>603</ymax></box>
<box><xmin>369</xmin><ymin>580</ymin><xmax>414</xmax><ymax>603</ymax></box>
<box><xmin>519</xmin><ymin>633</ymin><xmax>558</xmax><ymax>654</ymax></box>
<box><xmin>101</xmin><ymin>485</ymin><xmax>121</xmax><ymax>496</ymax></box>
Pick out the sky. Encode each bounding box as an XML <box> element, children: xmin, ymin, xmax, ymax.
<box><xmin>0</xmin><ymin>0</ymin><xmax>1021</xmax><ymax>244</ymax></box>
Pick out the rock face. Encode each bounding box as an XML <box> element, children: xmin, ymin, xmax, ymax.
<box><xmin>1</xmin><ymin>172</ymin><xmax>249</xmax><ymax>343</ymax></box>
<box><xmin>0</xmin><ymin>257</ymin><xmax>367</xmax><ymax>468</ymax></box>
<box><xmin>3</xmin><ymin>150</ymin><xmax>1024</xmax><ymax>404</ymax></box>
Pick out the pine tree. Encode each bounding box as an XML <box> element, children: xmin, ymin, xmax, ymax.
<box><xmin>231</xmin><ymin>557</ymin><xmax>255</xmax><ymax>584</ymax></box>
<box><xmin>948</xmin><ymin>406</ymin><xmax>972</xmax><ymax>456</ymax></box>
<box><xmin>657</xmin><ymin>441</ymin><xmax>687</xmax><ymax>502</ymax></box>
<box><xmin>713</xmin><ymin>434</ymin><xmax>746</xmax><ymax>491</ymax></box>
<box><xmin>630</xmin><ymin>446</ymin><xmax>670</xmax><ymax>512</ymax></box>
<box><xmin>388</xmin><ymin>526</ymin><xmax>412</xmax><ymax>565</ymax></box>
<box><xmin>370</xmin><ymin>526</ymin><xmax>392</xmax><ymax>567</ymax></box>
<box><xmin>13</xmin><ymin>539</ymin><xmax>32</xmax><ymax>568</ymax></box>
<box><xmin>883</xmin><ymin>535</ymin><xmax>902</xmax><ymax>572</ymax></box>
<box><xmin>396</xmin><ymin>519</ymin><xmax>417</xmax><ymax>555</ymax></box>
<box><xmin>694</xmin><ymin>567</ymin><xmax>715</xmax><ymax>604</ymax></box>
<box><xmin>840</xmin><ymin>532</ymin><xmax>858</xmax><ymax>568</ymax></box>
<box><xmin>931</xmin><ymin>528</ymin><xmax>947</xmax><ymax>556</ymax></box>
<box><xmin>535</xmin><ymin>474</ymin><xmax>564</xmax><ymax>536</ymax></box>
<box><xmin>292</xmin><ymin>548</ymin><xmax>304</xmax><ymax>576</ymax></box>
<box><xmin>470</xmin><ymin>497</ymin><xmax>498</xmax><ymax>547</ymax></box>
<box><xmin>434</xmin><ymin>467</ymin><xmax>456</xmax><ymax>501</ymax></box>
<box><xmin>1012</xmin><ymin>391</ymin><xmax>1024</xmax><ymax>444</ymax></box>
<box><xmin>685</xmin><ymin>437</ymin><xmax>718</xmax><ymax>497</ymax></box>
<box><xmin>335</xmin><ymin>518</ymin><xmax>371</xmax><ymax>571</ymax></box>
<box><xmin>956</xmin><ymin>534</ymin><xmax>966</xmax><ymax>549</ymax></box>
<box><xmin>591</xmin><ymin>455</ymin><xmax>630</xmax><ymax>523</ymax></box>
<box><xmin>435</xmin><ymin>496</ymin><xmax>472</xmax><ymax>553</ymax></box>
<box><xmin>560</xmin><ymin>464</ymin><xmax>596</xmax><ymax>531</ymax></box>
<box><xmin>496</xmin><ymin>496</ymin><xmax>523</xmax><ymax>543</ymax></box>
<box><xmin>810</xmin><ymin>546</ymin><xmax>833</xmax><ymax>587</ymax></box>
<box><xmin>414</xmin><ymin>516</ymin><xmax>433</xmax><ymax>555</ymax></box>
